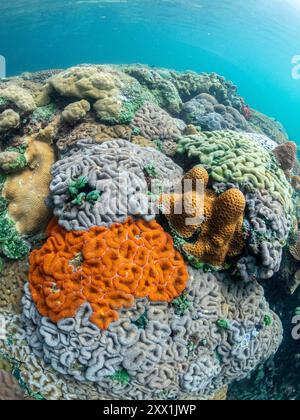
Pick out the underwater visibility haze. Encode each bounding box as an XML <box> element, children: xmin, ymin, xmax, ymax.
<box><xmin>0</xmin><ymin>0</ymin><xmax>300</xmax><ymax>401</ymax></box>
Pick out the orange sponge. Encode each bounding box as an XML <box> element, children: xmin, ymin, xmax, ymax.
<box><xmin>29</xmin><ymin>218</ymin><xmax>188</xmax><ymax>329</ymax></box>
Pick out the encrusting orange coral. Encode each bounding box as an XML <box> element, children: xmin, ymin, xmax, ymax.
<box><xmin>162</xmin><ymin>165</ymin><xmax>246</xmax><ymax>267</ymax></box>
<box><xmin>29</xmin><ymin>218</ymin><xmax>188</xmax><ymax>329</ymax></box>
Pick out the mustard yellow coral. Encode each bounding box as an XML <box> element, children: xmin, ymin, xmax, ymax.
<box><xmin>29</xmin><ymin>218</ymin><xmax>188</xmax><ymax>330</ymax></box>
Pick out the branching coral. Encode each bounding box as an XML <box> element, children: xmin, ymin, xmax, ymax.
<box><xmin>50</xmin><ymin>139</ymin><xmax>182</xmax><ymax>231</ymax></box>
<box><xmin>176</xmin><ymin>131</ymin><xmax>293</xmax><ymax>213</ymax></box>
<box><xmin>28</xmin><ymin>217</ymin><xmax>188</xmax><ymax>329</ymax></box>
<box><xmin>162</xmin><ymin>166</ymin><xmax>245</xmax><ymax>267</ymax></box>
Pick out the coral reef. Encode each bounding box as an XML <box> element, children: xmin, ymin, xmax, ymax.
<box><xmin>56</xmin><ymin>121</ymin><xmax>132</xmax><ymax>152</ymax></box>
<box><xmin>244</xmin><ymin>132</ymin><xmax>277</xmax><ymax>152</ymax></box>
<box><xmin>0</xmin><ymin>369</ymin><xmax>29</xmax><ymax>400</ymax></box>
<box><xmin>0</xmin><ymin>83</ymin><xmax>36</xmax><ymax>113</ymax></box>
<box><xmin>50</xmin><ymin>139</ymin><xmax>182</xmax><ymax>231</ymax></box>
<box><xmin>28</xmin><ymin>217</ymin><xmax>188</xmax><ymax>329</ymax></box>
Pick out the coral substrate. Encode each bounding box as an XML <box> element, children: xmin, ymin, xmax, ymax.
<box><xmin>0</xmin><ymin>64</ymin><xmax>299</xmax><ymax>400</ymax></box>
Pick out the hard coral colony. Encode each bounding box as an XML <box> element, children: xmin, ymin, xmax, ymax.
<box><xmin>0</xmin><ymin>64</ymin><xmax>298</xmax><ymax>400</ymax></box>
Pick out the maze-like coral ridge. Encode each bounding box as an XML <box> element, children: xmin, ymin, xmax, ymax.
<box><xmin>177</xmin><ymin>131</ymin><xmax>294</xmax><ymax>213</ymax></box>
<box><xmin>29</xmin><ymin>218</ymin><xmax>188</xmax><ymax>329</ymax></box>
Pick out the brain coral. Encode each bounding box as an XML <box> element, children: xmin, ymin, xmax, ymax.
<box><xmin>50</xmin><ymin>139</ymin><xmax>182</xmax><ymax>231</ymax></box>
<box><xmin>0</xmin><ymin>369</ymin><xmax>29</xmax><ymax>400</ymax></box>
<box><xmin>28</xmin><ymin>217</ymin><xmax>188</xmax><ymax>329</ymax></box>
<box><xmin>22</xmin><ymin>266</ymin><xmax>282</xmax><ymax>400</ymax></box>
<box><xmin>56</xmin><ymin>121</ymin><xmax>132</xmax><ymax>152</ymax></box>
<box><xmin>176</xmin><ymin>131</ymin><xmax>293</xmax><ymax>213</ymax></box>
<box><xmin>182</xmin><ymin>93</ymin><xmax>251</xmax><ymax>132</ymax></box>
<box><xmin>130</xmin><ymin>101</ymin><xmax>185</xmax><ymax>141</ymax></box>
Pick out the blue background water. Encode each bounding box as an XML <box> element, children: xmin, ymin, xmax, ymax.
<box><xmin>0</xmin><ymin>0</ymin><xmax>300</xmax><ymax>142</ymax></box>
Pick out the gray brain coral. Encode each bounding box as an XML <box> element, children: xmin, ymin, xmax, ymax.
<box><xmin>243</xmin><ymin>190</ymin><xmax>291</xmax><ymax>280</ymax></box>
<box><xmin>50</xmin><ymin>139</ymin><xmax>183</xmax><ymax>231</ymax></box>
<box><xmin>21</xmin><ymin>267</ymin><xmax>282</xmax><ymax>400</ymax></box>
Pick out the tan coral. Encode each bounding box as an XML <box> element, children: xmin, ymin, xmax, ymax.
<box><xmin>57</xmin><ymin>121</ymin><xmax>132</xmax><ymax>151</ymax></box>
<box><xmin>286</xmin><ymin>269</ymin><xmax>300</xmax><ymax>295</ymax></box>
<box><xmin>2</xmin><ymin>139</ymin><xmax>55</xmax><ymax>235</ymax></box>
<box><xmin>183</xmin><ymin>188</ymin><xmax>245</xmax><ymax>266</ymax></box>
<box><xmin>62</xmin><ymin>100</ymin><xmax>91</xmax><ymax>124</ymax></box>
<box><xmin>162</xmin><ymin>166</ymin><xmax>246</xmax><ymax>267</ymax></box>
<box><xmin>273</xmin><ymin>142</ymin><xmax>297</xmax><ymax>172</ymax></box>
<box><xmin>132</xmin><ymin>136</ymin><xmax>157</xmax><ymax>148</ymax></box>
<box><xmin>211</xmin><ymin>386</ymin><xmax>228</xmax><ymax>401</ymax></box>
<box><xmin>289</xmin><ymin>233</ymin><xmax>300</xmax><ymax>261</ymax></box>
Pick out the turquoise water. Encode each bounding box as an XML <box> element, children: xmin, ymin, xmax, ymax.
<box><xmin>0</xmin><ymin>0</ymin><xmax>300</xmax><ymax>142</ymax></box>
